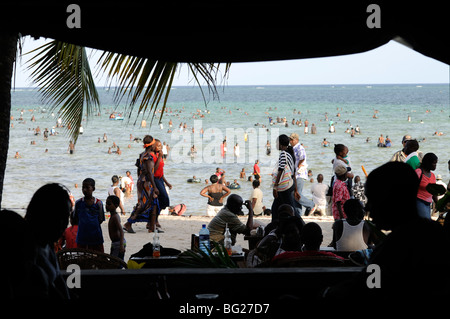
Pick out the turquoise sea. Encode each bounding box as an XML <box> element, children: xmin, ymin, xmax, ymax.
<box><xmin>4</xmin><ymin>84</ymin><xmax>450</xmax><ymax>215</ymax></box>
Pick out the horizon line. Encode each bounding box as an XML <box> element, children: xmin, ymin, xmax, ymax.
<box><xmin>11</xmin><ymin>82</ymin><xmax>450</xmax><ymax>90</ymax></box>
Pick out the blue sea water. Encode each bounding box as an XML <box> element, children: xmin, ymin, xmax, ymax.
<box><xmin>4</xmin><ymin>84</ymin><xmax>450</xmax><ymax>215</ymax></box>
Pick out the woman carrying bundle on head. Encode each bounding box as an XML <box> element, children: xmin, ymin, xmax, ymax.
<box><xmin>123</xmin><ymin>135</ymin><xmax>160</xmax><ymax>233</ymax></box>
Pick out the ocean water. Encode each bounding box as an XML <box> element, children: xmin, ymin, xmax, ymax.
<box><xmin>4</xmin><ymin>84</ymin><xmax>450</xmax><ymax>216</ymax></box>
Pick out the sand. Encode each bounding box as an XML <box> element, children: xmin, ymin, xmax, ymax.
<box><xmin>100</xmin><ymin>214</ymin><xmax>335</xmax><ymax>261</ymax></box>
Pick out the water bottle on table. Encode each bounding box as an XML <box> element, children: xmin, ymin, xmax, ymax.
<box><xmin>199</xmin><ymin>224</ymin><xmax>210</xmax><ymax>255</ymax></box>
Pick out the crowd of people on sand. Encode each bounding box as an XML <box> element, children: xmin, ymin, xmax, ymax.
<box><xmin>113</xmin><ymin>129</ymin><xmax>450</xmax><ymax>280</ymax></box>
<box><xmin>2</xmin><ymin>180</ymin><xmax>140</xmax><ymax>299</ymax></box>
<box><xmin>2</xmin><ymin>134</ymin><xmax>175</xmax><ymax>299</ymax></box>
<box><xmin>5</xmin><ymin>106</ymin><xmax>450</xmax><ymax>301</ymax></box>
<box><xmin>194</xmin><ymin>131</ymin><xmax>450</xmax><ymax>301</ymax></box>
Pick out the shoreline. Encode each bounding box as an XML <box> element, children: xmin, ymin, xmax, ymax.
<box><xmin>101</xmin><ymin>214</ymin><xmax>335</xmax><ymax>261</ymax></box>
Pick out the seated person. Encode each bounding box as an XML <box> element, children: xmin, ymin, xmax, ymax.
<box><xmin>331</xmin><ymin>199</ymin><xmax>377</xmax><ymax>251</ymax></box>
<box><xmin>25</xmin><ymin>183</ymin><xmax>72</xmax><ymax>298</ymax></box>
<box><xmin>263</xmin><ymin>203</ymin><xmax>305</xmax><ymax>237</ymax></box>
<box><xmin>2</xmin><ymin>210</ymin><xmax>36</xmax><ymax>298</ymax></box>
<box><xmin>325</xmin><ymin>162</ymin><xmax>450</xmax><ymax>303</ymax></box>
<box><xmin>272</xmin><ymin>222</ymin><xmax>344</xmax><ymax>263</ymax></box>
<box><xmin>207</xmin><ymin>194</ymin><xmax>255</xmax><ymax>245</ymax></box>
<box><xmin>250</xmin><ymin>179</ymin><xmax>264</xmax><ymax>216</ymax></box>
<box><xmin>247</xmin><ymin>205</ymin><xmax>303</xmax><ymax>267</ymax></box>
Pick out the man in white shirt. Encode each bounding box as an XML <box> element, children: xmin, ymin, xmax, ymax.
<box><xmin>289</xmin><ymin>133</ymin><xmax>316</xmax><ymax>215</ymax></box>
<box><xmin>249</xmin><ymin>179</ymin><xmax>264</xmax><ymax>215</ymax></box>
<box><xmin>310</xmin><ymin>174</ymin><xmax>329</xmax><ymax>216</ymax></box>
<box><xmin>108</xmin><ymin>175</ymin><xmax>125</xmax><ymax>215</ymax></box>
<box><xmin>390</xmin><ymin>135</ymin><xmax>423</xmax><ymax>162</ymax></box>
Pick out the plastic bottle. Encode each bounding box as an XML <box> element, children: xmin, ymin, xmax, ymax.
<box><xmin>224</xmin><ymin>223</ymin><xmax>232</xmax><ymax>256</ymax></box>
<box><xmin>199</xmin><ymin>224</ymin><xmax>210</xmax><ymax>255</ymax></box>
<box><xmin>153</xmin><ymin>230</ymin><xmax>161</xmax><ymax>258</ymax></box>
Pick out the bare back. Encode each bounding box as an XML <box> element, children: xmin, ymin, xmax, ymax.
<box><xmin>108</xmin><ymin>213</ymin><xmax>123</xmax><ymax>242</ymax></box>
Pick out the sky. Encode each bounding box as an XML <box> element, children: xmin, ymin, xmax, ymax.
<box><xmin>13</xmin><ymin>36</ymin><xmax>449</xmax><ymax>87</ymax></box>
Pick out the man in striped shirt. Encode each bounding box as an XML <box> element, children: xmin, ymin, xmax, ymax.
<box><xmin>289</xmin><ymin>133</ymin><xmax>316</xmax><ymax>215</ymax></box>
<box><xmin>271</xmin><ymin>134</ymin><xmax>299</xmax><ymax>221</ymax></box>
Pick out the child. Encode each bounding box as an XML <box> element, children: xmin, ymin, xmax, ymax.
<box><xmin>74</xmin><ymin>178</ymin><xmax>105</xmax><ymax>253</ymax></box>
<box><xmin>332</xmin><ymin>144</ymin><xmax>354</xmax><ymax>196</ymax></box>
<box><xmin>332</xmin><ymin>165</ymin><xmax>350</xmax><ymax>220</ymax></box>
<box><xmin>58</xmin><ymin>211</ymin><xmax>78</xmax><ymax>250</ymax></box>
<box><xmin>404</xmin><ymin>139</ymin><xmax>420</xmax><ymax>170</ymax></box>
<box><xmin>352</xmin><ymin>175</ymin><xmax>367</xmax><ymax>207</ymax></box>
<box><xmin>106</xmin><ymin>195</ymin><xmax>126</xmax><ymax>260</ymax></box>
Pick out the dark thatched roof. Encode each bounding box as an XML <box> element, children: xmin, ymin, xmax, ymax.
<box><xmin>1</xmin><ymin>1</ymin><xmax>448</xmax><ymax>65</ymax></box>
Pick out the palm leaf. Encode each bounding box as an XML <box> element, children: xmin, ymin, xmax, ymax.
<box><xmin>177</xmin><ymin>241</ymin><xmax>237</xmax><ymax>268</ymax></box>
<box><xmin>96</xmin><ymin>51</ymin><xmax>231</xmax><ymax>125</ymax></box>
<box><xmin>25</xmin><ymin>40</ymin><xmax>99</xmax><ymax>143</ymax></box>
<box><xmin>25</xmin><ymin>39</ymin><xmax>231</xmax><ymax>141</ymax></box>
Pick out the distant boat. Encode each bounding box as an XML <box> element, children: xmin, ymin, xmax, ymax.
<box><xmin>110</xmin><ymin>116</ymin><xmax>124</xmax><ymax>120</ymax></box>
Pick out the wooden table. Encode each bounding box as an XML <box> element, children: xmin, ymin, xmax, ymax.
<box><xmin>131</xmin><ymin>256</ymin><xmax>180</xmax><ymax>268</ymax></box>
<box><xmin>130</xmin><ymin>253</ymin><xmax>245</xmax><ymax>268</ymax></box>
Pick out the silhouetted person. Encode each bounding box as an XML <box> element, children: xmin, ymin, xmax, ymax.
<box><xmin>25</xmin><ymin>183</ymin><xmax>72</xmax><ymax>299</ymax></box>
<box><xmin>1</xmin><ymin>210</ymin><xmax>35</xmax><ymax>299</ymax></box>
<box><xmin>325</xmin><ymin>162</ymin><xmax>450</xmax><ymax>304</ymax></box>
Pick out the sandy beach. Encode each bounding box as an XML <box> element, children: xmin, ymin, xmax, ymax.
<box><xmin>101</xmin><ymin>214</ymin><xmax>335</xmax><ymax>261</ymax></box>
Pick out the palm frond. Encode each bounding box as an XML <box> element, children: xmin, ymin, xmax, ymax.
<box><xmin>25</xmin><ymin>39</ymin><xmax>231</xmax><ymax>140</ymax></box>
<box><xmin>25</xmin><ymin>40</ymin><xmax>100</xmax><ymax>143</ymax></box>
<box><xmin>11</xmin><ymin>34</ymin><xmax>24</xmax><ymax>90</ymax></box>
<box><xmin>96</xmin><ymin>51</ymin><xmax>231</xmax><ymax>125</ymax></box>
<box><xmin>176</xmin><ymin>241</ymin><xmax>237</xmax><ymax>268</ymax></box>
